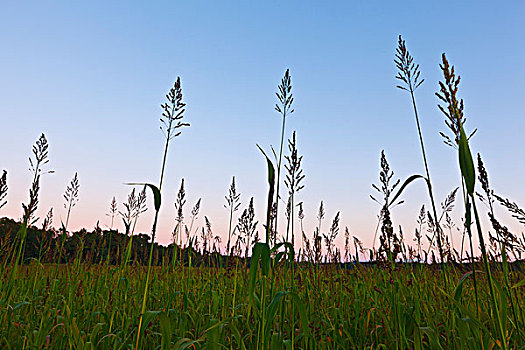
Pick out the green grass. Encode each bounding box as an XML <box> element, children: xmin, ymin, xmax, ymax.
<box><xmin>1</xmin><ymin>261</ymin><xmax>524</xmax><ymax>349</ymax></box>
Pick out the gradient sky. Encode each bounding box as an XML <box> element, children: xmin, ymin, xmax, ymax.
<box><xmin>1</xmin><ymin>1</ymin><xmax>524</xmax><ymax>255</ymax></box>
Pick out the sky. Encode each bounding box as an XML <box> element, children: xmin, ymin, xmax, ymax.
<box><xmin>1</xmin><ymin>1</ymin><xmax>524</xmax><ymax>256</ymax></box>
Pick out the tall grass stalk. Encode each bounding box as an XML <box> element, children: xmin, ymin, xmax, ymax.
<box><xmin>437</xmin><ymin>53</ymin><xmax>506</xmax><ymax>349</ymax></box>
<box><xmin>136</xmin><ymin>77</ymin><xmax>188</xmax><ymax>349</ymax></box>
<box><xmin>273</xmin><ymin>69</ymin><xmax>294</xmax><ymax>243</ymax></box>
<box><xmin>395</xmin><ymin>35</ymin><xmax>445</xmax><ymax>264</ymax></box>
<box><xmin>15</xmin><ymin>134</ymin><xmax>52</xmax><ymax>268</ymax></box>
<box><xmin>436</xmin><ymin>53</ymin><xmax>480</xmax><ymax>309</ymax></box>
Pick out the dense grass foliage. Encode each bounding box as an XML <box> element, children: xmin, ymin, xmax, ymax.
<box><xmin>1</xmin><ymin>261</ymin><xmax>524</xmax><ymax>349</ymax></box>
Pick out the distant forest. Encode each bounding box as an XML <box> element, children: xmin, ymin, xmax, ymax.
<box><xmin>0</xmin><ymin>217</ymin><xmax>210</xmax><ymax>266</ymax></box>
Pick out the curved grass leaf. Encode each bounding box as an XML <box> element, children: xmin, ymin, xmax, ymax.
<box><xmin>256</xmin><ymin>145</ymin><xmax>276</xmax><ymax>244</ymax></box>
<box><xmin>389</xmin><ymin>174</ymin><xmax>425</xmax><ymax>207</ymax></box>
<box><xmin>454</xmin><ymin>271</ymin><xmax>474</xmax><ymax>302</ymax></box>
<box><xmin>125</xmin><ymin>183</ymin><xmax>161</xmax><ymax>211</ymax></box>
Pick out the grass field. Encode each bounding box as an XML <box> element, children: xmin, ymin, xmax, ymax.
<box><xmin>2</xmin><ymin>261</ymin><xmax>524</xmax><ymax>349</ymax></box>
<box><xmin>1</xmin><ymin>37</ymin><xmax>525</xmax><ymax>349</ymax></box>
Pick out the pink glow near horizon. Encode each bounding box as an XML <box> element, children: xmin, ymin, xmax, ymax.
<box><xmin>2</xmin><ymin>172</ymin><xmax>523</xmax><ymax>261</ymax></box>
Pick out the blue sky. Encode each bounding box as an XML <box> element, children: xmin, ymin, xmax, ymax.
<box><xmin>1</xmin><ymin>1</ymin><xmax>524</xmax><ymax>253</ymax></box>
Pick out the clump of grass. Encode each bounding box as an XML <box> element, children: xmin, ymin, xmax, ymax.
<box><xmin>107</xmin><ymin>196</ymin><xmax>118</xmax><ymax>230</ymax></box>
<box><xmin>172</xmin><ymin>178</ymin><xmax>185</xmax><ymax>265</ymax></box>
<box><xmin>185</xmin><ymin>197</ymin><xmax>201</xmax><ymax>247</ymax></box>
<box><xmin>477</xmin><ymin>155</ymin><xmax>520</xmax><ymax>257</ymax></box>
<box><xmin>120</xmin><ymin>188</ymin><xmax>137</xmax><ymax>236</ymax></box>
<box><xmin>371</xmin><ymin>150</ymin><xmax>401</xmax><ymax>264</ymax></box>
<box><xmin>313</xmin><ymin>200</ymin><xmax>325</xmax><ymax>264</ymax></box>
<box><xmin>173</xmin><ymin>179</ymin><xmax>185</xmax><ymax>245</ymax></box>
<box><xmin>236</xmin><ymin>197</ymin><xmax>258</xmax><ymax>258</ymax></box>
<box><xmin>437</xmin><ymin>187</ymin><xmax>459</xmax><ymax>258</ymax></box>
<box><xmin>56</xmin><ymin>172</ymin><xmax>80</xmax><ymax>267</ymax></box>
<box><xmin>200</xmin><ymin>216</ymin><xmax>213</xmax><ymax>255</ymax></box>
<box><xmin>224</xmin><ymin>176</ymin><xmax>241</xmax><ymax>255</ymax></box>
<box><xmin>120</xmin><ymin>186</ymin><xmax>147</xmax><ymax>267</ymax></box>
<box><xmin>323</xmin><ymin>211</ymin><xmax>340</xmax><ymax>262</ymax></box>
<box><xmin>353</xmin><ymin>235</ymin><xmax>365</xmax><ymax>263</ymax></box>
<box><xmin>414</xmin><ymin>204</ymin><xmax>425</xmax><ymax>260</ymax></box>
<box><xmin>63</xmin><ymin>172</ymin><xmax>80</xmax><ymax>230</ymax></box>
<box><xmin>133</xmin><ymin>188</ymin><xmax>147</xmax><ymax>233</ymax></box>
<box><xmin>284</xmin><ymin>131</ymin><xmax>305</xmax><ymax>252</ymax></box>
